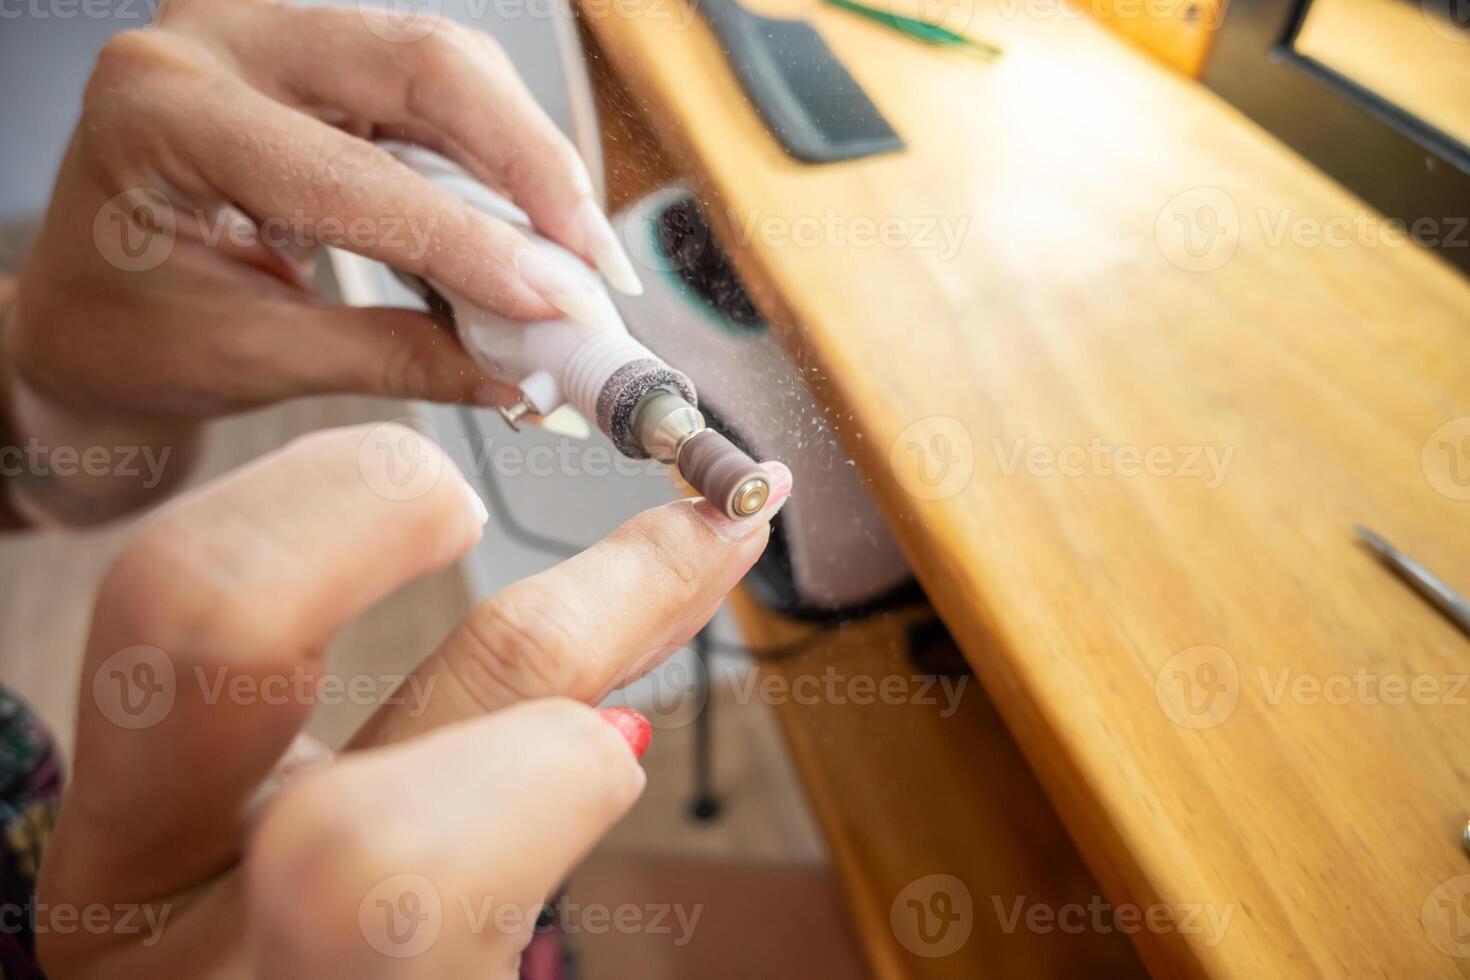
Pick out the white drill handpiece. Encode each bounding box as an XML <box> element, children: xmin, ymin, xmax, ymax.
<box><xmin>388</xmin><ymin>145</ymin><xmax>770</xmax><ymax>519</ymax></box>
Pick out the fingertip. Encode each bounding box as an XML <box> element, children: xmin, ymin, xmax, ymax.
<box><xmin>518</xmin><ymin>699</ymin><xmax>648</xmax><ymax>805</ymax></box>
<box><xmin>568</xmin><ymin>152</ymin><xmax>596</xmax><ymax>199</ymax></box>
<box><xmin>597</xmin><ymin>707</ymin><xmax>652</xmax><ymax>760</ymax></box>
<box><xmin>457</xmin><ymin>475</ymin><xmax>490</xmax><ymax>529</ymax></box>
<box><xmin>572</xmin><ymin>199</ymin><xmax>643</xmax><ymax>296</ymax></box>
<box><xmin>337</xmin><ymin>421</ymin><xmax>488</xmax><ymax>567</ymax></box>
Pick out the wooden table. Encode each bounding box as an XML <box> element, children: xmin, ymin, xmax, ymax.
<box><xmin>579</xmin><ymin>0</ymin><xmax>1470</xmax><ymax>975</ymax></box>
<box><xmin>725</xmin><ymin>594</ymin><xmax>1155</xmax><ymax>977</ymax></box>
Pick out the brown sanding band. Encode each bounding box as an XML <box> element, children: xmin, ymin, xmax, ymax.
<box><xmin>678</xmin><ymin>430</ymin><xmax>768</xmax><ymax>519</ymax></box>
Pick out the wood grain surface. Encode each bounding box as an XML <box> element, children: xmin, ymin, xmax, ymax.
<box><xmin>577</xmin><ymin>2</ymin><xmax>1470</xmax><ymax>975</ymax></box>
<box><xmin>730</xmin><ymin>595</ymin><xmax>1151</xmax><ymax>977</ymax></box>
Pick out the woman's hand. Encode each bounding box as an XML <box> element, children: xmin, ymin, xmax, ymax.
<box><xmin>4</xmin><ymin>0</ymin><xmax>640</xmax><ymax>524</ymax></box>
<box><xmin>39</xmin><ymin>423</ymin><xmax>789</xmax><ymax>977</ymax></box>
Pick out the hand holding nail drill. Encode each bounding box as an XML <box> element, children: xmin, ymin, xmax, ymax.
<box><xmin>0</xmin><ymin>1</ymin><xmax>792</xmax><ymax>974</ymax></box>
<box><xmin>7</xmin><ymin>0</ymin><xmax>763</xmax><ymax>525</ymax></box>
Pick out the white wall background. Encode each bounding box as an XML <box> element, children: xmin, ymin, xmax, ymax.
<box><xmin>0</xmin><ymin>0</ymin><xmax>583</xmax><ymax>219</ymax></box>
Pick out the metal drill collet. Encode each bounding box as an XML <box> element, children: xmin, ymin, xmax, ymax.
<box><xmin>632</xmin><ymin>390</ymin><xmax>771</xmax><ymax>520</ymax></box>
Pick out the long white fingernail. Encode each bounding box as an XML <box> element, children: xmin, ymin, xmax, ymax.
<box><xmin>460</xmin><ymin>477</ymin><xmax>489</xmax><ymax>526</ymax></box>
<box><xmin>575</xmin><ymin>199</ymin><xmax>643</xmax><ymax>296</ymax></box>
<box><xmin>516</xmin><ymin>243</ymin><xmax>624</xmax><ymax>331</ymax></box>
<box><xmin>569</xmin><ymin>155</ymin><xmax>596</xmax><ymax>199</ymax></box>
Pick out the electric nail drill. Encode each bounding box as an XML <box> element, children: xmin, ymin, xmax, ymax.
<box><xmin>388</xmin><ymin>145</ymin><xmax>771</xmax><ymax>521</ymax></box>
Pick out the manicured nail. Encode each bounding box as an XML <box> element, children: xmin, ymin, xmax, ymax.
<box><xmin>574</xmin><ymin>199</ymin><xmax>643</xmax><ymax>296</ymax></box>
<box><xmin>568</xmin><ymin>154</ymin><xmax>596</xmax><ymax>199</ymax></box>
<box><xmin>516</xmin><ymin>242</ymin><xmax>625</xmax><ymax>331</ymax></box>
<box><xmin>699</xmin><ymin>460</ymin><xmax>793</xmax><ymax>540</ymax></box>
<box><xmin>459</xmin><ymin>477</ymin><xmax>490</xmax><ymax>527</ymax></box>
<box><xmin>599</xmin><ymin>707</ymin><xmax>653</xmax><ymax>760</ymax></box>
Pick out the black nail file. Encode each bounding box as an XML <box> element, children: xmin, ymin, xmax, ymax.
<box><xmin>691</xmin><ymin>0</ymin><xmax>905</xmax><ymax>163</ymax></box>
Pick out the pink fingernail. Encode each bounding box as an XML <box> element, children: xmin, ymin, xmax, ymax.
<box><xmin>599</xmin><ymin>707</ymin><xmax>652</xmax><ymax>760</ymax></box>
<box><xmin>698</xmin><ymin>461</ymin><xmax>793</xmax><ymax>540</ymax></box>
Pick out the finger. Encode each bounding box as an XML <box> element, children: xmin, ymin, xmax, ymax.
<box><xmin>249</xmin><ymin>698</ymin><xmax>645</xmax><ymax>978</ymax></box>
<box><xmin>179</xmin><ymin>202</ymin><xmax>320</xmax><ymax>292</ymax></box>
<box><xmin>53</xmin><ymin>423</ymin><xmax>488</xmax><ymax>899</ymax></box>
<box><xmin>217</xmin><ymin>5</ymin><xmax>642</xmax><ymax>294</ymax></box>
<box><xmin>351</xmin><ymin>462</ymin><xmax>793</xmax><ymax>747</ymax></box>
<box><xmin>237</xmin><ymin>300</ymin><xmax>520</xmax><ymax>407</ymax></box>
<box><xmin>86</xmin><ymin>31</ymin><xmax>558</xmax><ymax>321</ymax></box>
<box><xmin>13</xmin><ymin>275</ymin><xmax>513</xmax><ymax>414</ymax></box>
<box><xmin>77</xmin><ymin>234</ymin><xmax>519</xmax><ymax>410</ymax></box>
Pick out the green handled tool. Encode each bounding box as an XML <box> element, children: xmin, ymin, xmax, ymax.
<box><xmin>824</xmin><ymin>0</ymin><xmax>1003</xmax><ymax>59</ymax></box>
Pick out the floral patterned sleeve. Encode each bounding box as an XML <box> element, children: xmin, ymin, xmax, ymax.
<box><xmin>0</xmin><ymin>685</ymin><xmax>62</xmax><ymax>979</ymax></box>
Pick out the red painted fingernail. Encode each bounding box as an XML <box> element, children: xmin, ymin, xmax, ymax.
<box><xmin>598</xmin><ymin>707</ymin><xmax>652</xmax><ymax>760</ymax></box>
